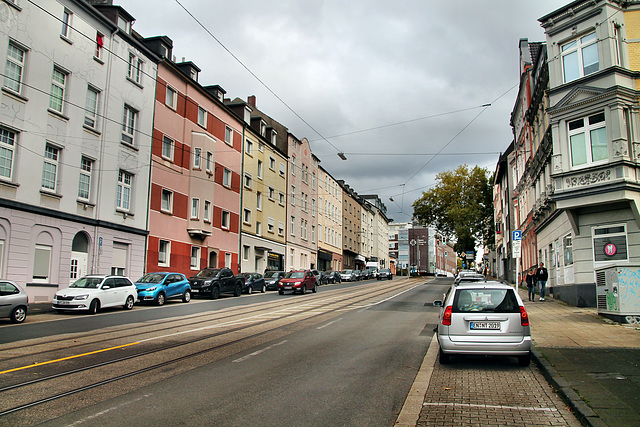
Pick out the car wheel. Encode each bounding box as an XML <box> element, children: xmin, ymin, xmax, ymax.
<box><xmin>211</xmin><ymin>286</ymin><xmax>220</xmax><ymax>300</ymax></box>
<box><xmin>300</xmin><ymin>285</ymin><xmax>306</xmax><ymax>295</ymax></box>
<box><xmin>88</xmin><ymin>299</ymin><xmax>100</xmax><ymax>315</ymax></box>
<box><xmin>439</xmin><ymin>348</ymin><xmax>450</xmax><ymax>364</ymax></box>
<box><xmin>278</xmin><ymin>290</ymin><xmax>284</xmax><ymax>295</ymax></box>
<box><xmin>247</xmin><ymin>286</ymin><xmax>253</xmax><ymax>295</ymax></box>
<box><xmin>156</xmin><ymin>292</ymin><xmax>165</xmax><ymax>306</ymax></box>
<box><xmin>10</xmin><ymin>306</ymin><xmax>27</xmax><ymax>323</ymax></box>
<box><xmin>124</xmin><ymin>295</ymin><xmax>135</xmax><ymax>310</ymax></box>
<box><xmin>518</xmin><ymin>353</ymin><xmax>531</xmax><ymax>367</ymax></box>
<box><xmin>312</xmin><ymin>284</ymin><xmax>317</xmax><ymax>293</ymax></box>
<box><xmin>234</xmin><ymin>283</ymin><xmax>242</xmax><ymax>297</ymax></box>
<box><xmin>261</xmin><ymin>285</ymin><xmax>266</xmax><ymax>293</ymax></box>
<box><xmin>182</xmin><ymin>290</ymin><xmax>191</xmax><ymax>303</ymax></box>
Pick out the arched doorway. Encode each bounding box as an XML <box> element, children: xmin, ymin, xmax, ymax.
<box><xmin>209</xmin><ymin>250</ymin><xmax>218</xmax><ymax>269</ymax></box>
<box><xmin>70</xmin><ymin>232</ymin><xmax>90</xmax><ymax>280</ymax></box>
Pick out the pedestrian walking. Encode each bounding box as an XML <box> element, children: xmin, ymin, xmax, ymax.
<box><xmin>526</xmin><ymin>268</ymin><xmax>536</xmax><ymax>301</ymax></box>
<box><xmin>536</xmin><ymin>262</ymin><xmax>549</xmax><ymax>301</ymax></box>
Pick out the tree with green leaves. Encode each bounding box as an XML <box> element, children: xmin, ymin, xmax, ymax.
<box><xmin>412</xmin><ymin>164</ymin><xmax>494</xmax><ymax>260</ymax></box>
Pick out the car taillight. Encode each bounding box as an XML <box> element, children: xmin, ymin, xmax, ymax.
<box><xmin>442</xmin><ymin>306</ymin><xmax>452</xmax><ymax>326</ymax></box>
<box><xmin>520</xmin><ymin>306</ymin><xmax>529</xmax><ymax>326</ymax></box>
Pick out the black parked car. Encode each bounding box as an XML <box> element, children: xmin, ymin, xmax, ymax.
<box><xmin>240</xmin><ymin>273</ymin><xmax>266</xmax><ymax>294</ymax></box>
<box><xmin>317</xmin><ymin>271</ymin><xmax>331</xmax><ymax>285</ymax></box>
<box><xmin>264</xmin><ymin>271</ymin><xmax>285</xmax><ymax>291</ymax></box>
<box><xmin>326</xmin><ymin>271</ymin><xmax>341</xmax><ymax>284</ymax></box>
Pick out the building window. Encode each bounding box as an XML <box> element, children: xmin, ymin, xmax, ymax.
<box><xmin>160</xmin><ymin>135</ymin><xmax>174</xmax><ymax>161</ymax></box>
<box><xmin>312</xmin><ymin>225</ymin><xmax>315</xmax><ymax>243</ymax></box>
<box><xmin>312</xmin><ymin>199</ymin><xmax>316</xmax><ymax>216</ymax></box>
<box><xmin>49</xmin><ymin>67</ymin><xmax>68</xmax><ymax>113</ymax></box>
<box><xmin>593</xmin><ymin>224</ymin><xmax>628</xmax><ymax>265</ymax></box>
<box><xmin>563</xmin><ymin>234</ymin><xmax>573</xmax><ymax>267</ymax></box>
<box><xmin>198</xmin><ymin>107</ymin><xmax>207</xmax><ymax>127</ymax></box>
<box><xmin>225</xmin><ymin>253</ymin><xmax>232</xmax><ymax>268</ymax></box>
<box><xmin>256</xmin><ymin>221</ymin><xmax>262</xmax><ymax>236</ymax></box>
<box><xmin>279</xmin><ymin>192</ymin><xmax>285</xmax><ymax>205</ymax></box>
<box><xmin>84</xmin><ymin>86</ymin><xmax>100</xmax><ymax>129</ymax></box>
<box><xmin>562</xmin><ymin>32</ymin><xmax>599</xmax><ymax>83</ymax></box>
<box><xmin>225</xmin><ymin>126</ymin><xmax>233</xmax><ymax>145</ymax></box>
<box><xmin>258</xmin><ymin>142</ymin><xmax>264</xmax><ymax>152</ymax></box>
<box><xmin>568</xmin><ymin>112</ymin><xmax>607</xmax><ymax>167</ymax></box>
<box><xmin>193</xmin><ymin>147</ymin><xmax>201</xmax><ymax>169</ymax></box>
<box><xmin>122</xmin><ymin>105</ymin><xmax>137</xmax><ymax>146</ymax></box>
<box><xmin>243</xmin><ymin>245</ymin><xmax>250</xmax><ymax>261</ymax></box>
<box><xmin>206</xmin><ymin>152</ymin><xmax>213</xmax><ymax>173</ymax></box>
<box><xmin>95</xmin><ymin>32</ymin><xmax>104</xmax><ymax>59</ymax></box>
<box><xmin>244</xmin><ymin>173</ymin><xmax>252</xmax><ymax>189</ymax></box>
<box><xmin>291</xmin><ymin>186</ymin><xmax>295</xmax><ymax>205</ymax></box>
<box><xmin>128</xmin><ymin>52</ymin><xmax>142</xmax><ymax>83</ymax></box>
<box><xmin>290</xmin><ymin>216</ymin><xmax>295</xmax><ymax>236</ymax></box>
<box><xmin>161</xmin><ymin>189</ymin><xmax>173</xmax><ymax>213</ymax></box>
<box><xmin>204</xmin><ymin>200</ymin><xmax>211</xmax><ymax>222</ymax></box>
<box><xmin>191</xmin><ymin>198</ymin><xmax>199</xmax><ymax>219</ymax></box>
<box><xmin>257</xmin><ymin>160</ymin><xmax>263</xmax><ymax>179</ymax></box>
<box><xmin>246</xmin><ymin>139</ymin><xmax>253</xmax><ymax>155</ymax></box>
<box><xmin>4</xmin><ymin>42</ymin><xmax>26</xmax><ymax>93</ymax></box>
<box><xmin>0</xmin><ymin>127</ymin><xmax>16</xmax><ymax>180</ymax></box>
<box><xmin>257</xmin><ymin>192</ymin><xmax>262</xmax><ymax>211</ymax></box>
<box><xmin>117</xmin><ymin>170</ymin><xmax>132</xmax><ymax>211</ymax></box>
<box><xmin>41</xmin><ymin>144</ymin><xmax>59</xmax><ymax>191</ymax></box>
<box><xmin>61</xmin><ymin>9</ymin><xmax>72</xmax><ymax>38</ymax></box>
<box><xmin>191</xmin><ymin>246</ymin><xmax>200</xmax><ymax>269</ymax></box>
<box><xmin>221</xmin><ymin>210</ymin><xmax>230</xmax><ymax>229</ymax></box>
<box><xmin>158</xmin><ymin>240</ymin><xmax>170</xmax><ymax>267</ymax></box>
<box><xmin>223</xmin><ymin>168</ymin><xmax>232</xmax><ymax>187</ymax></box>
<box><xmin>78</xmin><ymin>157</ymin><xmax>93</xmax><ymax>200</ymax></box>
<box><xmin>278</xmin><ymin>222</ymin><xmax>284</xmax><ymax>236</ymax></box>
<box><xmin>269</xmin><ymin>157</ymin><xmax>275</xmax><ymax>170</ymax></box>
<box><xmin>268</xmin><ymin>217</ymin><xmax>275</xmax><ymax>233</ymax></box>
<box><xmin>166</xmin><ymin>85</ymin><xmax>177</xmax><ymax>109</ymax></box>
<box><xmin>280</xmin><ymin>162</ymin><xmax>286</xmax><ymax>176</ymax></box>
<box><xmin>291</xmin><ymin>155</ymin><xmax>296</xmax><ymax>175</ymax></box>
<box><xmin>243</xmin><ymin>208</ymin><xmax>251</xmax><ymax>224</ymax></box>
<box><xmin>33</xmin><ymin>244</ymin><xmax>52</xmax><ymax>281</ymax></box>
<box><xmin>269</xmin><ymin>187</ymin><xmax>275</xmax><ymax>200</ymax></box>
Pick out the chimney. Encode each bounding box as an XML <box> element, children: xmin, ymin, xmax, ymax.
<box><xmin>248</xmin><ymin>95</ymin><xmax>256</xmax><ymax>107</ymax></box>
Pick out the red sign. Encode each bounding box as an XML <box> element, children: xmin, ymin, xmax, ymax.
<box><xmin>604</xmin><ymin>243</ymin><xmax>617</xmax><ymax>257</ymax></box>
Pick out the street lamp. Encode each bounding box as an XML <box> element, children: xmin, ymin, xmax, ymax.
<box><xmin>337</xmin><ymin>152</ymin><xmax>347</xmax><ymax>160</ymax></box>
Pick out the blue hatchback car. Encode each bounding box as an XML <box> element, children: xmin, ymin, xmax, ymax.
<box><xmin>135</xmin><ymin>272</ymin><xmax>191</xmax><ymax>306</ymax></box>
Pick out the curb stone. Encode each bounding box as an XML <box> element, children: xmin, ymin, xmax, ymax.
<box><xmin>531</xmin><ymin>347</ymin><xmax>607</xmax><ymax>427</ymax></box>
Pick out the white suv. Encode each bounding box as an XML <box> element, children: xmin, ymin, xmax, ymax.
<box><xmin>53</xmin><ymin>275</ymin><xmax>137</xmax><ymax>314</ymax></box>
<box><xmin>434</xmin><ymin>281</ymin><xmax>532</xmax><ymax>366</ymax></box>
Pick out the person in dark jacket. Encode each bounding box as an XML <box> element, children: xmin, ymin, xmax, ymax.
<box><xmin>536</xmin><ymin>262</ymin><xmax>549</xmax><ymax>301</ymax></box>
<box><xmin>525</xmin><ymin>268</ymin><xmax>536</xmax><ymax>301</ymax></box>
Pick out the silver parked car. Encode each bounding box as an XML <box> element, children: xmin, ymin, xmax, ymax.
<box><xmin>434</xmin><ymin>281</ymin><xmax>532</xmax><ymax>366</ymax></box>
<box><xmin>0</xmin><ymin>280</ymin><xmax>28</xmax><ymax>323</ymax></box>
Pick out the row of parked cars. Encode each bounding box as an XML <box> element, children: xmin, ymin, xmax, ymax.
<box><xmin>1</xmin><ymin>266</ymin><xmax>395</xmax><ymax>322</ymax></box>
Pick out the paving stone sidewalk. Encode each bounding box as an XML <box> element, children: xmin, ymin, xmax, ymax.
<box><xmin>519</xmin><ymin>287</ymin><xmax>640</xmax><ymax>427</ymax></box>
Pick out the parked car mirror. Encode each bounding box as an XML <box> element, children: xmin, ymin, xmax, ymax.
<box><xmin>433</xmin><ymin>300</ymin><xmax>443</xmax><ymax>307</ymax></box>
<box><xmin>102</xmin><ymin>285</ymin><xmax>111</xmax><ymax>290</ymax></box>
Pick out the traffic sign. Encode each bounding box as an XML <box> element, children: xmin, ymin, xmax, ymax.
<box><xmin>513</xmin><ymin>230</ymin><xmax>522</xmax><ymax>241</ymax></box>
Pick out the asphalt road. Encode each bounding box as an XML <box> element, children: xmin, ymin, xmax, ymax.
<box><xmin>0</xmin><ymin>277</ymin><xmax>447</xmax><ymax>426</ymax></box>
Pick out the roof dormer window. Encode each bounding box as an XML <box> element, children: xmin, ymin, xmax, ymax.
<box><xmin>117</xmin><ymin>15</ymin><xmax>130</xmax><ymax>33</ymax></box>
<box><xmin>260</xmin><ymin>120</ymin><xmax>267</xmax><ymax>137</ymax></box>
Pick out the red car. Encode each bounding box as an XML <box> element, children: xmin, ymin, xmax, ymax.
<box><xmin>278</xmin><ymin>270</ymin><xmax>317</xmax><ymax>295</ymax></box>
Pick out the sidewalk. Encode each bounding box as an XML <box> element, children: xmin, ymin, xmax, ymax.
<box><xmin>517</xmin><ymin>287</ymin><xmax>640</xmax><ymax>426</ymax></box>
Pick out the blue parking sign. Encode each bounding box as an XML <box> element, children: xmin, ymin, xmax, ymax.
<box><xmin>513</xmin><ymin>230</ymin><xmax>522</xmax><ymax>241</ymax></box>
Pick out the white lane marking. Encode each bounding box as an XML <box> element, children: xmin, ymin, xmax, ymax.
<box><xmin>422</xmin><ymin>402</ymin><xmax>558</xmax><ymax>412</ymax></box>
<box><xmin>232</xmin><ymin>340</ymin><xmax>288</xmax><ymax>363</ymax></box>
<box><xmin>316</xmin><ymin>318</ymin><xmax>343</xmax><ymax>329</ymax></box>
<box><xmin>66</xmin><ymin>394</ymin><xmax>152</xmax><ymax>425</ymax></box>
<box><xmin>355</xmin><ymin>284</ymin><xmax>422</xmax><ymax>311</ymax></box>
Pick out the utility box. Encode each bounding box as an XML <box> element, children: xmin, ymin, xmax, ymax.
<box><xmin>595</xmin><ymin>265</ymin><xmax>640</xmax><ymax>323</ymax></box>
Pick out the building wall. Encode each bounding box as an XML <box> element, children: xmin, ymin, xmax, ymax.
<box><xmin>318</xmin><ymin>167</ymin><xmax>342</xmax><ymax>271</ymax></box>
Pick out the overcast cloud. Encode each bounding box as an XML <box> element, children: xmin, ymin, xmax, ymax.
<box><xmin>119</xmin><ymin>0</ymin><xmax>568</xmax><ymax>222</ymax></box>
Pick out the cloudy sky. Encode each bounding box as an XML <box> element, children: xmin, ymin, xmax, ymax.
<box><xmin>119</xmin><ymin>0</ymin><xmax>568</xmax><ymax>222</ymax></box>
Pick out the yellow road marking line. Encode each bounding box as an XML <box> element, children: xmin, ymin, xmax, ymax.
<box><xmin>0</xmin><ymin>342</ymin><xmax>140</xmax><ymax>375</ymax></box>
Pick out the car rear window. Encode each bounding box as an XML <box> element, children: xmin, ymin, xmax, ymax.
<box><xmin>452</xmin><ymin>288</ymin><xmax>519</xmax><ymax>313</ymax></box>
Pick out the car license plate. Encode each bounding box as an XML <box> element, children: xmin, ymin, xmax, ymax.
<box><xmin>284</xmin><ymin>287</ymin><xmax>292</xmax><ymax>290</ymax></box>
<box><xmin>58</xmin><ymin>301</ymin><xmax>70</xmax><ymax>305</ymax></box>
<box><xmin>470</xmin><ymin>321</ymin><xmax>500</xmax><ymax>330</ymax></box>
<box><xmin>191</xmin><ymin>289</ymin><xmax>198</xmax><ymax>293</ymax></box>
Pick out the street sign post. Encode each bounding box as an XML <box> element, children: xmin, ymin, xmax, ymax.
<box><xmin>512</xmin><ymin>230</ymin><xmax>521</xmax><ymax>289</ymax></box>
